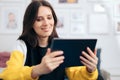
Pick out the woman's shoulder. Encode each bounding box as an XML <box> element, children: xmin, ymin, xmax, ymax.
<box><xmin>12</xmin><ymin>40</ymin><xmax>27</xmax><ymax>55</ymax></box>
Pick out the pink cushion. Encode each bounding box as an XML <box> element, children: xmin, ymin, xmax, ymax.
<box><xmin>0</xmin><ymin>52</ymin><xmax>10</xmax><ymax>68</ymax></box>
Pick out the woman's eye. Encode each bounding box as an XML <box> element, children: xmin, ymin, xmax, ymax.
<box><xmin>48</xmin><ymin>17</ymin><xmax>52</xmax><ymax>20</ymax></box>
<box><xmin>36</xmin><ymin>18</ymin><xmax>41</xmax><ymax>21</ymax></box>
<box><xmin>36</xmin><ymin>16</ymin><xmax>52</xmax><ymax>22</ymax></box>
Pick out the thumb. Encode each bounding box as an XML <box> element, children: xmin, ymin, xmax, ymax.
<box><xmin>46</xmin><ymin>48</ymin><xmax>51</xmax><ymax>55</ymax></box>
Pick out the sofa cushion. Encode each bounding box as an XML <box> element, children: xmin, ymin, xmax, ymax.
<box><xmin>0</xmin><ymin>52</ymin><xmax>10</xmax><ymax>68</ymax></box>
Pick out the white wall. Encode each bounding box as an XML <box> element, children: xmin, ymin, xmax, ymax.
<box><xmin>0</xmin><ymin>34</ymin><xmax>19</xmax><ymax>51</ymax></box>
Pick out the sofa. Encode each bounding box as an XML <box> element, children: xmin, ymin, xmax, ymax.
<box><xmin>0</xmin><ymin>52</ymin><xmax>10</xmax><ymax>68</ymax></box>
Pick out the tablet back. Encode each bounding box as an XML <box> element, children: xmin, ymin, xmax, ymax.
<box><xmin>50</xmin><ymin>38</ymin><xmax>97</xmax><ymax>69</ymax></box>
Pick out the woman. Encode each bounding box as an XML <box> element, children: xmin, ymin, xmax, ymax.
<box><xmin>0</xmin><ymin>0</ymin><xmax>98</xmax><ymax>80</ymax></box>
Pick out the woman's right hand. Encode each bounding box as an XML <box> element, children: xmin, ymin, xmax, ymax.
<box><xmin>40</xmin><ymin>48</ymin><xmax>64</xmax><ymax>74</ymax></box>
<box><xmin>32</xmin><ymin>48</ymin><xmax>64</xmax><ymax>78</ymax></box>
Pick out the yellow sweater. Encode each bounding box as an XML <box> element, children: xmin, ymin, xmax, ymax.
<box><xmin>0</xmin><ymin>50</ymin><xmax>98</xmax><ymax>80</ymax></box>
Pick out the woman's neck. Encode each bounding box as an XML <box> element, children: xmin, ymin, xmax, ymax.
<box><xmin>38</xmin><ymin>37</ymin><xmax>48</xmax><ymax>47</ymax></box>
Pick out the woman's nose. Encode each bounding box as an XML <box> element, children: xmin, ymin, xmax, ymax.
<box><xmin>43</xmin><ymin>19</ymin><xmax>49</xmax><ymax>25</ymax></box>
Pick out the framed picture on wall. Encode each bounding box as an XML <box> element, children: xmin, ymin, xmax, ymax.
<box><xmin>70</xmin><ymin>22</ymin><xmax>86</xmax><ymax>34</ymax></box>
<box><xmin>70</xmin><ymin>9</ymin><xmax>87</xmax><ymax>34</ymax></box>
<box><xmin>70</xmin><ymin>9</ymin><xmax>86</xmax><ymax>22</ymax></box>
<box><xmin>114</xmin><ymin>18</ymin><xmax>120</xmax><ymax>34</ymax></box>
<box><xmin>58</xmin><ymin>0</ymin><xmax>78</xmax><ymax>3</ymax></box>
<box><xmin>92</xmin><ymin>3</ymin><xmax>106</xmax><ymax>13</ymax></box>
<box><xmin>52</xmin><ymin>0</ymin><xmax>81</xmax><ymax>8</ymax></box>
<box><xmin>88</xmin><ymin>14</ymin><xmax>109</xmax><ymax>34</ymax></box>
<box><xmin>0</xmin><ymin>4</ymin><xmax>24</xmax><ymax>34</ymax></box>
<box><xmin>114</xmin><ymin>3</ymin><xmax>120</xmax><ymax>17</ymax></box>
<box><xmin>54</xmin><ymin>8</ymin><xmax>70</xmax><ymax>37</ymax></box>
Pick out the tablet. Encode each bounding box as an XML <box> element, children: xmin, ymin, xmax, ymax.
<box><xmin>50</xmin><ymin>38</ymin><xmax>97</xmax><ymax>69</ymax></box>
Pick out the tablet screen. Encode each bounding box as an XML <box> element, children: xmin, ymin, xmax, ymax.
<box><xmin>50</xmin><ymin>38</ymin><xmax>97</xmax><ymax>69</ymax></box>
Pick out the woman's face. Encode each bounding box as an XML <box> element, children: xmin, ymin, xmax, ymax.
<box><xmin>33</xmin><ymin>6</ymin><xmax>54</xmax><ymax>38</ymax></box>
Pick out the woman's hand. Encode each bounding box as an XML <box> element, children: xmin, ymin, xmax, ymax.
<box><xmin>80</xmin><ymin>47</ymin><xmax>98</xmax><ymax>73</ymax></box>
<box><xmin>40</xmin><ymin>48</ymin><xmax>64</xmax><ymax>74</ymax></box>
<box><xmin>32</xmin><ymin>48</ymin><xmax>64</xmax><ymax>77</ymax></box>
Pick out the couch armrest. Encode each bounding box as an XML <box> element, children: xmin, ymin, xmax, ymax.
<box><xmin>0</xmin><ymin>52</ymin><xmax>10</xmax><ymax>68</ymax></box>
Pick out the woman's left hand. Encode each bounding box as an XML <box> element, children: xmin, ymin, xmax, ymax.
<box><xmin>80</xmin><ymin>47</ymin><xmax>98</xmax><ymax>73</ymax></box>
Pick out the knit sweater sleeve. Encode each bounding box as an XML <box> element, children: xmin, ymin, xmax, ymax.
<box><xmin>65</xmin><ymin>66</ymin><xmax>98</xmax><ymax>80</ymax></box>
<box><xmin>0</xmin><ymin>40</ymin><xmax>37</xmax><ymax>80</ymax></box>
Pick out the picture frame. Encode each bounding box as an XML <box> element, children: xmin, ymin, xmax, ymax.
<box><xmin>92</xmin><ymin>3</ymin><xmax>106</xmax><ymax>13</ymax></box>
<box><xmin>54</xmin><ymin>8</ymin><xmax>70</xmax><ymax>37</ymax></box>
<box><xmin>70</xmin><ymin>9</ymin><xmax>86</xmax><ymax>22</ymax></box>
<box><xmin>0</xmin><ymin>4</ymin><xmax>24</xmax><ymax>34</ymax></box>
<box><xmin>52</xmin><ymin>0</ymin><xmax>81</xmax><ymax>8</ymax></box>
<box><xmin>70</xmin><ymin>22</ymin><xmax>87</xmax><ymax>34</ymax></box>
<box><xmin>114</xmin><ymin>3</ymin><xmax>120</xmax><ymax>17</ymax></box>
<box><xmin>70</xmin><ymin>9</ymin><xmax>87</xmax><ymax>34</ymax></box>
<box><xmin>114</xmin><ymin>18</ymin><xmax>120</xmax><ymax>34</ymax></box>
<box><xmin>88</xmin><ymin>14</ymin><xmax>109</xmax><ymax>34</ymax></box>
<box><xmin>58</xmin><ymin>0</ymin><xmax>78</xmax><ymax>3</ymax></box>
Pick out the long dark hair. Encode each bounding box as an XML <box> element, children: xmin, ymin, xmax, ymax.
<box><xmin>18</xmin><ymin>0</ymin><xmax>58</xmax><ymax>47</ymax></box>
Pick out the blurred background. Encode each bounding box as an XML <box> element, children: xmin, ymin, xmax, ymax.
<box><xmin>0</xmin><ymin>0</ymin><xmax>120</xmax><ymax>79</ymax></box>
